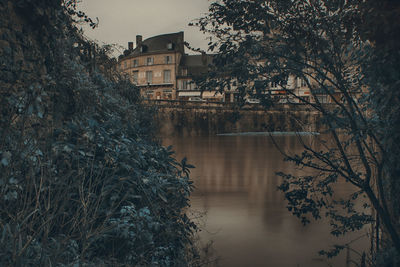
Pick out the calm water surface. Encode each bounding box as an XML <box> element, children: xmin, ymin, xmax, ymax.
<box><xmin>162</xmin><ymin>135</ymin><xmax>368</xmax><ymax>267</ymax></box>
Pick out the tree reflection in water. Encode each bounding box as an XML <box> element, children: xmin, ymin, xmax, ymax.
<box><xmin>163</xmin><ymin>134</ymin><xmax>368</xmax><ymax>267</ymax></box>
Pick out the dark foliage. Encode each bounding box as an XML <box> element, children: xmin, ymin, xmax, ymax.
<box><xmin>194</xmin><ymin>0</ymin><xmax>400</xmax><ymax>264</ymax></box>
<box><xmin>0</xmin><ymin>0</ymin><xmax>197</xmax><ymax>266</ymax></box>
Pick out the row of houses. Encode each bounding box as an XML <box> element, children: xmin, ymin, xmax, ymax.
<box><xmin>117</xmin><ymin>31</ymin><xmax>336</xmax><ymax>104</ymax></box>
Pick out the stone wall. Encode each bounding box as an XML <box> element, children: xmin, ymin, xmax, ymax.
<box><xmin>155</xmin><ymin>105</ymin><xmax>323</xmax><ymax>136</ymax></box>
<box><xmin>0</xmin><ymin>1</ymin><xmax>88</xmax><ymax>129</ymax></box>
<box><xmin>0</xmin><ymin>1</ymin><xmax>49</xmax><ymax>95</ymax></box>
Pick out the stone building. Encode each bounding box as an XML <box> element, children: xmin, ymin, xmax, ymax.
<box><xmin>176</xmin><ymin>52</ymin><xmax>224</xmax><ymax>101</ymax></box>
<box><xmin>117</xmin><ymin>31</ymin><xmax>339</xmax><ymax>104</ymax></box>
<box><xmin>118</xmin><ymin>32</ymin><xmax>183</xmax><ymax>100</ymax></box>
<box><xmin>118</xmin><ymin>32</ymin><xmax>222</xmax><ymax>101</ymax></box>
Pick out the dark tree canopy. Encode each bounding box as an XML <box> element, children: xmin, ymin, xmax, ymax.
<box><xmin>195</xmin><ymin>0</ymin><xmax>400</xmax><ymax>264</ymax></box>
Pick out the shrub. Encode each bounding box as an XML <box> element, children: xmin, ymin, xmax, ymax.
<box><xmin>0</xmin><ymin>1</ymin><xmax>196</xmax><ymax>265</ymax></box>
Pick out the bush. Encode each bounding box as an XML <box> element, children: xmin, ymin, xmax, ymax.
<box><xmin>0</xmin><ymin>1</ymin><xmax>197</xmax><ymax>265</ymax></box>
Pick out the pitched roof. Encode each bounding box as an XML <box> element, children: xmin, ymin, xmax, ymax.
<box><xmin>130</xmin><ymin>32</ymin><xmax>185</xmax><ymax>56</ymax></box>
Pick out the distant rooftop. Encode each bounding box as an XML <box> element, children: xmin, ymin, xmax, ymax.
<box><xmin>122</xmin><ymin>32</ymin><xmax>185</xmax><ymax>58</ymax></box>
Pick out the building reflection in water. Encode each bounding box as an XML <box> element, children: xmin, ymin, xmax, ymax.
<box><xmin>163</xmin><ymin>134</ymin><xmax>368</xmax><ymax>267</ymax></box>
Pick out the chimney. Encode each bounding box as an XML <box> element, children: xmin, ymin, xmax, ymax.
<box><xmin>177</xmin><ymin>31</ymin><xmax>184</xmax><ymax>53</ymax></box>
<box><xmin>177</xmin><ymin>31</ymin><xmax>184</xmax><ymax>43</ymax></box>
<box><xmin>201</xmin><ymin>52</ymin><xmax>207</xmax><ymax>66</ymax></box>
<box><xmin>136</xmin><ymin>35</ymin><xmax>143</xmax><ymax>48</ymax></box>
<box><xmin>128</xmin><ymin>42</ymin><xmax>133</xmax><ymax>51</ymax></box>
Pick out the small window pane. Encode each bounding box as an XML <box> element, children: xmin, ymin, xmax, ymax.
<box><xmin>297</xmin><ymin>77</ymin><xmax>307</xmax><ymax>87</ymax></box>
<box><xmin>182</xmin><ymin>80</ymin><xmax>187</xmax><ymax>90</ymax></box>
<box><xmin>164</xmin><ymin>70</ymin><xmax>171</xmax><ymax>83</ymax></box>
<box><xmin>146</xmin><ymin>71</ymin><xmax>153</xmax><ymax>84</ymax></box>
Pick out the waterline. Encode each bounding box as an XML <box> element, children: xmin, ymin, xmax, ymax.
<box><xmin>217</xmin><ymin>131</ymin><xmax>320</xmax><ymax>136</ymax></box>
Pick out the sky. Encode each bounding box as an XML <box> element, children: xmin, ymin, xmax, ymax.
<box><xmin>78</xmin><ymin>0</ymin><xmax>212</xmax><ymax>57</ymax></box>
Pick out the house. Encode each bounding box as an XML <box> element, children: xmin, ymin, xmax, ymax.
<box><xmin>118</xmin><ymin>32</ymin><xmax>222</xmax><ymax>101</ymax></box>
<box><xmin>118</xmin><ymin>32</ymin><xmax>184</xmax><ymax>100</ymax></box>
<box><xmin>177</xmin><ymin>53</ymin><xmax>223</xmax><ymax>102</ymax></box>
<box><xmin>117</xmin><ymin>31</ymin><xmax>339</xmax><ymax>104</ymax></box>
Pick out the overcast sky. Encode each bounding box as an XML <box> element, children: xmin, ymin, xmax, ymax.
<box><xmin>78</xmin><ymin>0</ymin><xmax>212</xmax><ymax>57</ymax></box>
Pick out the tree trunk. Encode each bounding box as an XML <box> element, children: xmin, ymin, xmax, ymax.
<box><xmin>365</xmin><ymin>186</ymin><xmax>400</xmax><ymax>253</ymax></box>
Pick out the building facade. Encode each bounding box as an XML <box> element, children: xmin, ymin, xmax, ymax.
<box><xmin>118</xmin><ymin>32</ymin><xmax>184</xmax><ymax>100</ymax></box>
<box><xmin>118</xmin><ymin>32</ymin><xmax>222</xmax><ymax>101</ymax></box>
<box><xmin>117</xmin><ymin>31</ymin><xmax>339</xmax><ymax>104</ymax></box>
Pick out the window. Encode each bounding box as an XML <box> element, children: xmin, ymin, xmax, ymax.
<box><xmin>181</xmin><ymin>68</ymin><xmax>187</xmax><ymax>76</ymax></box>
<box><xmin>165</xmin><ymin>56</ymin><xmax>172</xmax><ymax>64</ymax></box>
<box><xmin>316</xmin><ymin>95</ymin><xmax>328</xmax><ymax>103</ymax></box>
<box><xmin>132</xmin><ymin>71</ymin><xmax>138</xmax><ymax>84</ymax></box>
<box><xmin>145</xmin><ymin>90</ymin><xmax>154</xmax><ymax>99</ymax></box>
<box><xmin>270</xmin><ymin>82</ymin><xmax>278</xmax><ymax>88</ymax></box>
<box><xmin>146</xmin><ymin>71</ymin><xmax>153</xmax><ymax>84</ymax></box>
<box><xmin>140</xmin><ymin>45</ymin><xmax>147</xmax><ymax>53</ymax></box>
<box><xmin>133</xmin><ymin>59</ymin><xmax>138</xmax><ymax>67</ymax></box>
<box><xmin>180</xmin><ymin>80</ymin><xmax>188</xmax><ymax>90</ymax></box>
<box><xmin>146</xmin><ymin>57</ymin><xmax>153</xmax><ymax>65</ymax></box>
<box><xmin>167</xmin><ymin>43</ymin><xmax>173</xmax><ymax>50</ymax></box>
<box><xmin>124</xmin><ymin>61</ymin><xmax>127</xmax><ymax>69</ymax></box>
<box><xmin>164</xmin><ymin>70</ymin><xmax>171</xmax><ymax>83</ymax></box>
<box><xmin>297</xmin><ymin>77</ymin><xmax>307</xmax><ymax>87</ymax></box>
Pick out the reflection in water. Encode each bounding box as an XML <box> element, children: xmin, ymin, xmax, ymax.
<box><xmin>162</xmin><ymin>135</ymin><xmax>368</xmax><ymax>267</ymax></box>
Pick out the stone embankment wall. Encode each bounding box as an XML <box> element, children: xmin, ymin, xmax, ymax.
<box><xmin>1</xmin><ymin>1</ymin><xmax>89</xmax><ymax>128</ymax></box>
<box><xmin>0</xmin><ymin>2</ymin><xmax>49</xmax><ymax>95</ymax></box>
<box><xmin>151</xmin><ymin>101</ymin><xmax>324</xmax><ymax>136</ymax></box>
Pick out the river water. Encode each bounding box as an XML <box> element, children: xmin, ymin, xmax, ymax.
<box><xmin>162</xmin><ymin>134</ymin><xmax>369</xmax><ymax>267</ymax></box>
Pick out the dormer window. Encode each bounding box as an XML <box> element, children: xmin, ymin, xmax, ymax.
<box><xmin>140</xmin><ymin>45</ymin><xmax>148</xmax><ymax>53</ymax></box>
<box><xmin>167</xmin><ymin>42</ymin><xmax>174</xmax><ymax>50</ymax></box>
